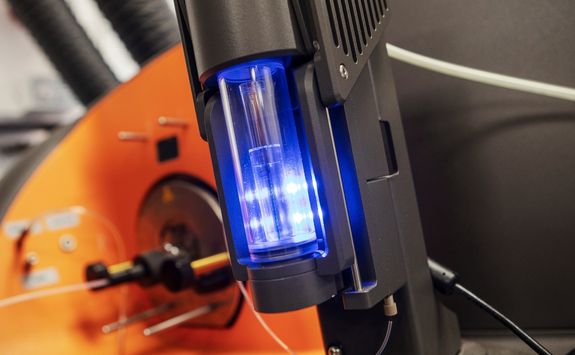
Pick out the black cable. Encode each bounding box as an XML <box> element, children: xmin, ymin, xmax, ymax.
<box><xmin>7</xmin><ymin>0</ymin><xmax>120</xmax><ymax>106</ymax></box>
<box><xmin>453</xmin><ymin>284</ymin><xmax>551</xmax><ymax>355</ymax></box>
<box><xmin>428</xmin><ymin>259</ymin><xmax>552</xmax><ymax>355</ymax></box>
<box><xmin>0</xmin><ymin>120</ymin><xmax>60</xmax><ymax>132</ymax></box>
<box><xmin>94</xmin><ymin>0</ymin><xmax>180</xmax><ymax>66</ymax></box>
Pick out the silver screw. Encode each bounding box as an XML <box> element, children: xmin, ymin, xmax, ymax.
<box><xmin>339</xmin><ymin>64</ymin><xmax>349</xmax><ymax>79</ymax></box>
<box><xmin>158</xmin><ymin>116</ymin><xmax>188</xmax><ymax>127</ymax></box>
<box><xmin>118</xmin><ymin>131</ymin><xmax>149</xmax><ymax>141</ymax></box>
<box><xmin>328</xmin><ymin>346</ymin><xmax>342</xmax><ymax>355</ymax></box>
<box><xmin>59</xmin><ymin>234</ymin><xmax>77</xmax><ymax>253</ymax></box>
<box><xmin>25</xmin><ymin>252</ymin><xmax>39</xmax><ymax>266</ymax></box>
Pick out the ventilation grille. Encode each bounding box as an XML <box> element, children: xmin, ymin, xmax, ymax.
<box><xmin>326</xmin><ymin>0</ymin><xmax>387</xmax><ymax>63</ymax></box>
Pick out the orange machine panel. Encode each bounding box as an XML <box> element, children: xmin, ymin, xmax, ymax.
<box><xmin>0</xmin><ymin>46</ymin><xmax>324</xmax><ymax>355</ymax></box>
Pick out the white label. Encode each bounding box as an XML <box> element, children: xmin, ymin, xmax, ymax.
<box><xmin>2</xmin><ymin>220</ymin><xmax>42</xmax><ymax>240</ymax></box>
<box><xmin>45</xmin><ymin>211</ymin><xmax>79</xmax><ymax>231</ymax></box>
<box><xmin>22</xmin><ymin>267</ymin><xmax>60</xmax><ymax>289</ymax></box>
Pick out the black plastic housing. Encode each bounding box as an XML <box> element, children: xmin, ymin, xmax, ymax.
<box><xmin>174</xmin><ymin>0</ymin><xmax>307</xmax><ymax>140</ymax></box>
<box><xmin>175</xmin><ymin>1</ymin><xmax>461</xmax><ymax>353</ymax></box>
<box><xmin>174</xmin><ymin>0</ymin><xmax>405</xmax><ymax>314</ymax></box>
<box><xmin>203</xmin><ymin>94</ymin><xmax>344</xmax><ymax>312</ymax></box>
<box><xmin>176</xmin><ymin>0</ymin><xmax>357</xmax><ymax>313</ymax></box>
<box><xmin>175</xmin><ymin>0</ymin><xmax>306</xmax><ymax>89</ymax></box>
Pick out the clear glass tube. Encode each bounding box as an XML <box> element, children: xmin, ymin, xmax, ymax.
<box><xmin>218</xmin><ymin>60</ymin><xmax>319</xmax><ymax>263</ymax></box>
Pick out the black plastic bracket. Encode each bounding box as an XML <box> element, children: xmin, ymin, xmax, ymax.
<box><xmin>303</xmin><ymin>0</ymin><xmax>390</xmax><ymax>106</ymax></box>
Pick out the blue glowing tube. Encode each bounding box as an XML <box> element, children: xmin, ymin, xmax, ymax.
<box><xmin>218</xmin><ymin>60</ymin><xmax>319</xmax><ymax>263</ymax></box>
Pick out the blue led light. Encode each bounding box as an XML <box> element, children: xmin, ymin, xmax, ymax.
<box><xmin>218</xmin><ymin>60</ymin><xmax>321</xmax><ymax>263</ymax></box>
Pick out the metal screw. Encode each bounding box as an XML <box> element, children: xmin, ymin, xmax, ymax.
<box><xmin>118</xmin><ymin>131</ymin><xmax>149</xmax><ymax>142</ymax></box>
<box><xmin>339</xmin><ymin>64</ymin><xmax>349</xmax><ymax>79</ymax></box>
<box><xmin>158</xmin><ymin>116</ymin><xmax>188</xmax><ymax>127</ymax></box>
<box><xmin>312</xmin><ymin>40</ymin><xmax>320</xmax><ymax>52</ymax></box>
<box><xmin>59</xmin><ymin>234</ymin><xmax>77</xmax><ymax>253</ymax></box>
<box><xmin>328</xmin><ymin>346</ymin><xmax>342</xmax><ymax>355</ymax></box>
<box><xmin>25</xmin><ymin>252</ymin><xmax>39</xmax><ymax>266</ymax></box>
<box><xmin>143</xmin><ymin>303</ymin><xmax>217</xmax><ymax>336</ymax></box>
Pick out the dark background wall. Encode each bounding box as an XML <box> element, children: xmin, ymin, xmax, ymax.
<box><xmin>386</xmin><ymin>0</ymin><xmax>575</xmax><ymax>331</ymax></box>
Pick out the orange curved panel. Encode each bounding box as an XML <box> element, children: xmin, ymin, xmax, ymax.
<box><xmin>0</xmin><ymin>46</ymin><xmax>324</xmax><ymax>355</ymax></box>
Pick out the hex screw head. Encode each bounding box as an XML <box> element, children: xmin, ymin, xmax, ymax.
<box><xmin>339</xmin><ymin>64</ymin><xmax>349</xmax><ymax>79</ymax></box>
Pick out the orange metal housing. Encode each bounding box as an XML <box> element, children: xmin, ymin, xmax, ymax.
<box><xmin>0</xmin><ymin>46</ymin><xmax>324</xmax><ymax>355</ymax></box>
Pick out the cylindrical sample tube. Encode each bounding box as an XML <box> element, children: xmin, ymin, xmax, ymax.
<box><xmin>218</xmin><ymin>60</ymin><xmax>319</xmax><ymax>263</ymax></box>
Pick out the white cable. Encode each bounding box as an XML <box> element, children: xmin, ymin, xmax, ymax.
<box><xmin>236</xmin><ymin>281</ymin><xmax>296</xmax><ymax>355</ymax></box>
<box><xmin>386</xmin><ymin>43</ymin><xmax>575</xmax><ymax>102</ymax></box>
<box><xmin>0</xmin><ymin>279</ymin><xmax>108</xmax><ymax>309</ymax></box>
<box><xmin>375</xmin><ymin>320</ymin><xmax>393</xmax><ymax>355</ymax></box>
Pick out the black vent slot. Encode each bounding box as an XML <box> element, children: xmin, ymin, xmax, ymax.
<box><xmin>354</xmin><ymin>0</ymin><xmax>367</xmax><ymax>46</ymax></box>
<box><xmin>314</xmin><ymin>0</ymin><xmax>389</xmax><ymax>104</ymax></box>
<box><xmin>375</xmin><ymin>0</ymin><xmax>383</xmax><ymax>16</ymax></box>
<box><xmin>326</xmin><ymin>0</ymin><xmax>340</xmax><ymax>47</ymax></box>
<box><xmin>341</xmin><ymin>0</ymin><xmax>358</xmax><ymax>62</ymax></box>
<box><xmin>326</xmin><ymin>0</ymin><xmax>386</xmax><ymax>63</ymax></box>
<box><xmin>329</xmin><ymin>0</ymin><xmax>348</xmax><ymax>55</ymax></box>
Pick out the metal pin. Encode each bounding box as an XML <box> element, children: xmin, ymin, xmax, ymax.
<box><xmin>350</xmin><ymin>261</ymin><xmax>363</xmax><ymax>292</ymax></box>
<box><xmin>158</xmin><ymin>116</ymin><xmax>188</xmax><ymax>127</ymax></box>
<box><xmin>102</xmin><ymin>303</ymin><xmax>175</xmax><ymax>334</ymax></box>
<box><xmin>118</xmin><ymin>131</ymin><xmax>149</xmax><ymax>141</ymax></box>
<box><xmin>324</xmin><ymin>107</ymin><xmax>363</xmax><ymax>292</ymax></box>
<box><xmin>339</xmin><ymin>64</ymin><xmax>349</xmax><ymax>79</ymax></box>
<box><xmin>143</xmin><ymin>303</ymin><xmax>217</xmax><ymax>336</ymax></box>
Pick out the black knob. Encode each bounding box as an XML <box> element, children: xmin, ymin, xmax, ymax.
<box><xmin>133</xmin><ymin>250</ymin><xmax>172</xmax><ymax>287</ymax></box>
<box><xmin>85</xmin><ymin>262</ymin><xmax>110</xmax><ymax>290</ymax></box>
<box><xmin>194</xmin><ymin>268</ymin><xmax>233</xmax><ymax>294</ymax></box>
<box><xmin>160</xmin><ymin>256</ymin><xmax>195</xmax><ymax>292</ymax></box>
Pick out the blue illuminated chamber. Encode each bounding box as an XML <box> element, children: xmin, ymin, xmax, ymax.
<box><xmin>218</xmin><ymin>60</ymin><xmax>323</xmax><ymax>263</ymax></box>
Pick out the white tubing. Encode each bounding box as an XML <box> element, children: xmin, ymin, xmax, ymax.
<box><xmin>0</xmin><ymin>279</ymin><xmax>108</xmax><ymax>309</ymax></box>
<box><xmin>237</xmin><ymin>281</ymin><xmax>295</xmax><ymax>355</ymax></box>
<box><xmin>386</xmin><ymin>43</ymin><xmax>575</xmax><ymax>102</ymax></box>
<box><xmin>375</xmin><ymin>320</ymin><xmax>393</xmax><ymax>355</ymax></box>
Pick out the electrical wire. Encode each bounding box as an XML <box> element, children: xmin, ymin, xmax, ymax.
<box><xmin>375</xmin><ymin>320</ymin><xmax>393</xmax><ymax>355</ymax></box>
<box><xmin>0</xmin><ymin>279</ymin><xmax>108</xmax><ymax>309</ymax></box>
<box><xmin>428</xmin><ymin>259</ymin><xmax>552</xmax><ymax>355</ymax></box>
<box><xmin>454</xmin><ymin>284</ymin><xmax>551</xmax><ymax>355</ymax></box>
<box><xmin>236</xmin><ymin>281</ymin><xmax>296</xmax><ymax>355</ymax></box>
<box><xmin>386</xmin><ymin>43</ymin><xmax>575</xmax><ymax>102</ymax></box>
